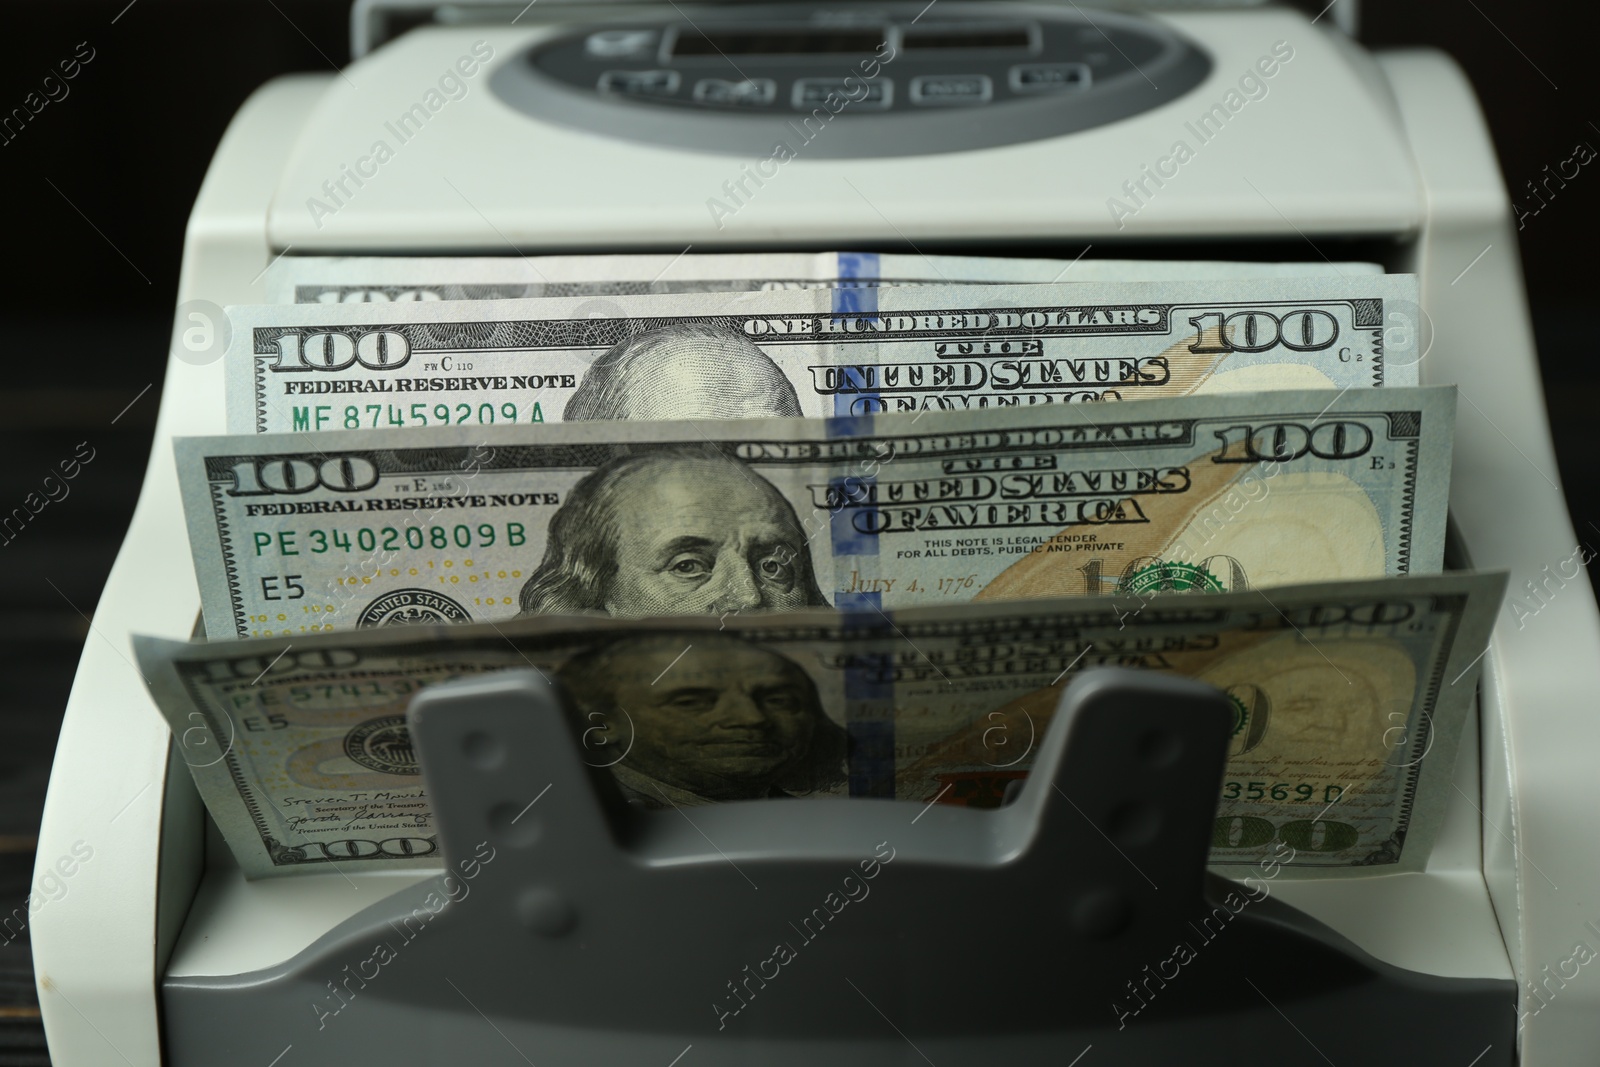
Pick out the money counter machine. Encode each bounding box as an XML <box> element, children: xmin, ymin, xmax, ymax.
<box><xmin>29</xmin><ymin>0</ymin><xmax>1600</xmax><ymax>1063</ymax></box>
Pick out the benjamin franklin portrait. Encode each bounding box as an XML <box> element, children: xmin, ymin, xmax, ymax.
<box><xmin>519</xmin><ymin>448</ymin><xmax>829</xmax><ymax>617</ymax></box>
<box><xmin>564</xmin><ymin>323</ymin><xmax>803</xmax><ymax>422</ymax></box>
<box><xmin>557</xmin><ymin>633</ymin><xmax>848</xmax><ymax>807</ymax></box>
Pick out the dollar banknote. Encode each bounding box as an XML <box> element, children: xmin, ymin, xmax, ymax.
<box><xmin>225</xmin><ymin>275</ymin><xmax>1421</xmax><ymax>434</ymax></box>
<box><xmin>265</xmin><ymin>250</ymin><xmax>1384</xmax><ymax>304</ymax></box>
<box><xmin>133</xmin><ymin>571</ymin><xmax>1506</xmax><ymax>878</ymax></box>
<box><xmin>177</xmin><ymin>388</ymin><xmax>1453</xmax><ymax>640</ymax></box>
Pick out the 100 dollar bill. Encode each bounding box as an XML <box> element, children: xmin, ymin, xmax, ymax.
<box><xmin>226</xmin><ymin>276</ymin><xmax>1421</xmax><ymax>433</ymax></box>
<box><xmin>178</xmin><ymin>388</ymin><xmax>1453</xmax><ymax>640</ymax></box>
<box><xmin>134</xmin><ymin>572</ymin><xmax>1505</xmax><ymax>878</ymax></box>
<box><xmin>266</xmin><ymin>250</ymin><xmax>1383</xmax><ymax>304</ymax></box>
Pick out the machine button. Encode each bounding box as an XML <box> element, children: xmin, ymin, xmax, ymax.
<box><xmin>585</xmin><ymin>29</ymin><xmax>658</xmax><ymax>58</ymax></box>
<box><xmin>597</xmin><ymin>70</ymin><xmax>680</xmax><ymax>98</ymax></box>
<box><xmin>792</xmin><ymin>78</ymin><xmax>892</xmax><ymax>110</ymax></box>
<box><xmin>1010</xmin><ymin>62</ymin><xmax>1092</xmax><ymax>92</ymax></box>
<box><xmin>694</xmin><ymin>78</ymin><xmax>778</xmax><ymax>106</ymax></box>
<box><xmin>909</xmin><ymin>75</ymin><xmax>993</xmax><ymax>106</ymax></box>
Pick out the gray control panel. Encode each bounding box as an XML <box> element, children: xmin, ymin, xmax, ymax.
<box><xmin>490</xmin><ymin>2</ymin><xmax>1211</xmax><ymax>158</ymax></box>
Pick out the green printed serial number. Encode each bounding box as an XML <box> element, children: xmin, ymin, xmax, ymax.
<box><xmin>291</xmin><ymin>402</ymin><xmax>547</xmax><ymax>431</ymax></box>
<box><xmin>226</xmin><ymin>677</ymin><xmax>412</xmax><ymax>712</ymax></box>
<box><xmin>251</xmin><ymin>523</ymin><xmax>527</xmax><ymax>556</ymax></box>
<box><xmin>1221</xmin><ymin>781</ymin><xmax>1346</xmax><ymax>804</ymax></box>
<box><xmin>281</xmin><ymin>679</ymin><xmax>422</xmax><ymax>705</ymax></box>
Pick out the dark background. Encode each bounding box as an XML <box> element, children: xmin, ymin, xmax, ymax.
<box><xmin>0</xmin><ymin>1</ymin><xmax>1594</xmax><ymax>1061</ymax></box>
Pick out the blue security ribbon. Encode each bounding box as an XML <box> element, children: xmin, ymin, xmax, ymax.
<box><xmin>825</xmin><ymin>262</ymin><xmax>893</xmax><ymax>795</ymax></box>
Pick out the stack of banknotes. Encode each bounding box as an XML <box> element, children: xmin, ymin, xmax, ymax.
<box><xmin>134</xmin><ymin>251</ymin><xmax>1505</xmax><ymax>879</ymax></box>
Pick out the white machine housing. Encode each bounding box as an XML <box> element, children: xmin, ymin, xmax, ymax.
<box><xmin>32</xmin><ymin>2</ymin><xmax>1600</xmax><ymax>1063</ymax></box>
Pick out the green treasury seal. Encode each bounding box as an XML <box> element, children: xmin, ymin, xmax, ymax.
<box><xmin>1121</xmin><ymin>560</ymin><xmax>1226</xmax><ymax>596</ymax></box>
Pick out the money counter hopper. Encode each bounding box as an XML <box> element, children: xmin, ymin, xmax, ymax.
<box><xmin>29</xmin><ymin>0</ymin><xmax>1600</xmax><ymax>1063</ymax></box>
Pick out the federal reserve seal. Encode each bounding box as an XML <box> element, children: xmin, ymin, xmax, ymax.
<box><xmin>345</xmin><ymin>715</ymin><xmax>419</xmax><ymax>775</ymax></box>
<box><xmin>358</xmin><ymin>588</ymin><xmax>470</xmax><ymax>627</ymax></box>
<box><xmin>1121</xmin><ymin>560</ymin><xmax>1225</xmax><ymax>596</ymax></box>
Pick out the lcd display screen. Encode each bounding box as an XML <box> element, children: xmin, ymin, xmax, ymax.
<box><xmin>671</xmin><ymin>30</ymin><xmax>886</xmax><ymax>56</ymax></box>
<box><xmin>902</xmin><ymin>27</ymin><xmax>1032</xmax><ymax>49</ymax></box>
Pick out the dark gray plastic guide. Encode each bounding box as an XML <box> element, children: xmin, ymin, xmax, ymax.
<box><xmin>162</xmin><ymin>667</ymin><xmax>1513</xmax><ymax>1065</ymax></box>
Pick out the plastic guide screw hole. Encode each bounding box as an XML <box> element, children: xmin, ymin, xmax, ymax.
<box><xmin>1070</xmin><ymin>886</ymin><xmax>1133</xmax><ymax>939</ymax></box>
<box><xmin>1138</xmin><ymin>729</ymin><xmax>1183</xmax><ymax>768</ymax></box>
<box><xmin>518</xmin><ymin>886</ymin><xmax>577</xmax><ymax>937</ymax></box>
<box><xmin>1107</xmin><ymin>801</ymin><xmax>1162</xmax><ymax>847</ymax></box>
<box><xmin>488</xmin><ymin>801</ymin><xmax>543</xmax><ymax>847</ymax></box>
<box><xmin>461</xmin><ymin>730</ymin><xmax>505</xmax><ymax>770</ymax></box>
